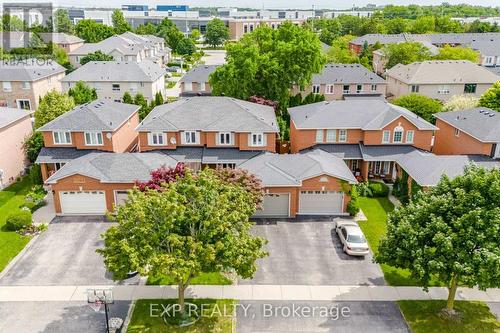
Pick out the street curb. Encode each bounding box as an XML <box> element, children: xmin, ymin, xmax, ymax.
<box><xmin>121</xmin><ymin>300</ymin><xmax>136</xmax><ymax>332</ymax></box>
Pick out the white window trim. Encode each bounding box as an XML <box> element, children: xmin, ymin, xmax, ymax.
<box><xmin>148</xmin><ymin>132</ymin><xmax>165</xmax><ymax>146</ymax></box>
<box><xmin>382</xmin><ymin>130</ymin><xmax>391</xmax><ymax>144</ymax></box>
<box><xmin>437</xmin><ymin>85</ymin><xmax>450</xmax><ymax>94</ymax></box>
<box><xmin>218</xmin><ymin>132</ymin><xmax>232</xmax><ymax>146</ymax></box>
<box><xmin>454</xmin><ymin>128</ymin><xmax>460</xmax><ymax>137</ymax></box>
<box><xmin>22</xmin><ymin>82</ymin><xmax>31</xmax><ymax>90</ymax></box>
<box><xmin>325</xmin><ymin>129</ymin><xmax>336</xmax><ymax>143</ymax></box>
<box><xmin>16</xmin><ymin>99</ymin><xmax>31</xmax><ymax>110</ymax></box>
<box><xmin>406</xmin><ymin>130</ymin><xmax>414</xmax><ymax>143</ymax></box>
<box><xmin>393</xmin><ymin>129</ymin><xmax>404</xmax><ymax>143</ymax></box>
<box><xmin>371</xmin><ymin>84</ymin><xmax>377</xmax><ymax>92</ymax></box>
<box><xmin>249</xmin><ymin>132</ymin><xmax>265</xmax><ymax>147</ymax></box>
<box><xmin>84</xmin><ymin>131</ymin><xmax>104</xmax><ymax>146</ymax></box>
<box><xmin>2</xmin><ymin>81</ymin><xmax>12</xmax><ymax>92</ymax></box>
<box><xmin>182</xmin><ymin>131</ymin><xmax>199</xmax><ymax>144</ymax></box>
<box><xmin>325</xmin><ymin>84</ymin><xmax>334</xmax><ymax>95</ymax></box>
<box><xmin>53</xmin><ymin>131</ymin><xmax>72</xmax><ymax>145</ymax></box>
<box><xmin>339</xmin><ymin>129</ymin><xmax>347</xmax><ymax>142</ymax></box>
<box><xmin>315</xmin><ymin>129</ymin><xmax>324</xmax><ymax>143</ymax></box>
<box><xmin>312</xmin><ymin>84</ymin><xmax>320</xmax><ymax>94</ymax></box>
<box><xmin>342</xmin><ymin>85</ymin><xmax>350</xmax><ymax>94</ymax></box>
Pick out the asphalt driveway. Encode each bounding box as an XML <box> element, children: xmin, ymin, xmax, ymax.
<box><xmin>237</xmin><ymin>301</ymin><xmax>409</xmax><ymax>333</ymax></box>
<box><xmin>0</xmin><ymin>221</ymin><xmax>139</xmax><ymax>286</ymax></box>
<box><xmin>240</xmin><ymin>221</ymin><xmax>385</xmax><ymax>285</ymax></box>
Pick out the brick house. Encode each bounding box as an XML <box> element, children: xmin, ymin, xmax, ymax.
<box><xmin>179</xmin><ymin>65</ymin><xmax>219</xmax><ymax>96</ymax></box>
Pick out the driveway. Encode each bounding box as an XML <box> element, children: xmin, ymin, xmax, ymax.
<box><xmin>237</xmin><ymin>301</ymin><xmax>409</xmax><ymax>333</ymax></box>
<box><xmin>240</xmin><ymin>221</ymin><xmax>385</xmax><ymax>285</ymax></box>
<box><xmin>0</xmin><ymin>221</ymin><xmax>139</xmax><ymax>286</ymax></box>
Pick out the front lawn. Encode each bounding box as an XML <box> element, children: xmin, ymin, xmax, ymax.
<box><xmin>398</xmin><ymin>301</ymin><xmax>500</xmax><ymax>333</ymax></box>
<box><xmin>147</xmin><ymin>272</ymin><xmax>232</xmax><ymax>285</ymax></box>
<box><xmin>0</xmin><ymin>177</ymin><xmax>36</xmax><ymax>272</ymax></box>
<box><xmin>127</xmin><ymin>299</ymin><xmax>235</xmax><ymax>333</ymax></box>
<box><xmin>358</xmin><ymin>197</ymin><xmax>440</xmax><ymax>286</ymax></box>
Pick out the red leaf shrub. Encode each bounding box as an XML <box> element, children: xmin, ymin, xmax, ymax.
<box><xmin>135</xmin><ymin>163</ymin><xmax>186</xmax><ymax>191</ymax></box>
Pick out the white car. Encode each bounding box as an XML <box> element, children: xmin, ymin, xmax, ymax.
<box><xmin>334</xmin><ymin>220</ymin><xmax>370</xmax><ymax>256</ymax></box>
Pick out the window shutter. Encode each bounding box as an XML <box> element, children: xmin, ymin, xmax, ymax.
<box><xmin>262</xmin><ymin>133</ymin><xmax>267</xmax><ymax>147</ymax></box>
<box><xmin>195</xmin><ymin>132</ymin><xmax>200</xmax><ymax>144</ymax></box>
<box><xmin>180</xmin><ymin>132</ymin><xmax>186</xmax><ymax>144</ymax></box>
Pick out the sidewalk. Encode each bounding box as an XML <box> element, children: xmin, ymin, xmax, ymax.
<box><xmin>32</xmin><ymin>191</ymin><xmax>55</xmax><ymax>225</ymax></box>
<box><xmin>0</xmin><ymin>285</ymin><xmax>498</xmax><ymax>302</ymax></box>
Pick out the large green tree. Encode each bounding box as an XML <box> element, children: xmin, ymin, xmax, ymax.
<box><xmin>479</xmin><ymin>81</ymin><xmax>500</xmax><ymax>112</ymax></box>
<box><xmin>392</xmin><ymin>94</ymin><xmax>442</xmax><ymax>123</ymax></box>
<box><xmin>98</xmin><ymin>168</ymin><xmax>267</xmax><ymax>314</ymax></box>
<box><xmin>53</xmin><ymin>9</ymin><xmax>74</xmax><ymax>34</ymax></box>
<box><xmin>210</xmin><ymin>22</ymin><xmax>325</xmax><ymax>108</ymax></box>
<box><xmin>176</xmin><ymin>37</ymin><xmax>196</xmax><ymax>56</ymax></box>
<box><xmin>376</xmin><ymin>166</ymin><xmax>500</xmax><ymax>314</ymax></box>
<box><xmin>111</xmin><ymin>9</ymin><xmax>131</xmax><ymax>34</ymax></box>
<box><xmin>34</xmin><ymin>90</ymin><xmax>75</xmax><ymax>129</ymax></box>
<box><xmin>80</xmin><ymin>50</ymin><xmax>114</xmax><ymax>65</ymax></box>
<box><xmin>75</xmin><ymin>19</ymin><xmax>114</xmax><ymax>43</ymax></box>
<box><xmin>384</xmin><ymin>42</ymin><xmax>432</xmax><ymax>69</ymax></box>
<box><xmin>433</xmin><ymin>45</ymin><xmax>479</xmax><ymax>62</ymax></box>
<box><xmin>68</xmin><ymin>81</ymin><xmax>98</xmax><ymax>105</ymax></box>
<box><xmin>204</xmin><ymin>18</ymin><xmax>229</xmax><ymax>48</ymax></box>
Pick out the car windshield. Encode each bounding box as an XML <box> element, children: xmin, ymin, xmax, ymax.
<box><xmin>347</xmin><ymin>234</ymin><xmax>366</xmax><ymax>243</ymax></box>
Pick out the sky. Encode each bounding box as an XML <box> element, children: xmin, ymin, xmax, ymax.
<box><xmin>3</xmin><ymin>0</ymin><xmax>500</xmax><ymax>10</ymax></box>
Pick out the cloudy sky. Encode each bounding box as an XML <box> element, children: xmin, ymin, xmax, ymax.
<box><xmin>3</xmin><ymin>0</ymin><xmax>500</xmax><ymax>9</ymax></box>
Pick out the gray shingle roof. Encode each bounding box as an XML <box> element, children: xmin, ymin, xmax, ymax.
<box><xmin>37</xmin><ymin>100</ymin><xmax>139</xmax><ymax>132</ymax></box>
<box><xmin>159</xmin><ymin>147</ymin><xmax>204</xmax><ymax>162</ymax></box>
<box><xmin>239</xmin><ymin>149</ymin><xmax>357</xmax><ymax>186</ymax></box>
<box><xmin>289</xmin><ymin>99</ymin><xmax>437</xmax><ymax>131</ymax></box>
<box><xmin>470</xmin><ymin>39</ymin><xmax>500</xmax><ymax>57</ymax></box>
<box><xmin>0</xmin><ymin>107</ymin><xmax>33</xmax><ymax>130</ymax></box>
<box><xmin>301</xmin><ymin>144</ymin><xmax>363</xmax><ymax>159</ymax></box>
<box><xmin>62</xmin><ymin>60</ymin><xmax>166</xmax><ymax>83</ymax></box>
<box><xmin>70</xmin><ymin>32</ymin><xmax>163</xmax><ymax>56</ymax></box>
<box><xmin>434</xmin><ymin>107</ymin><xmax>500</xmax><ymax>142</ymax></box>
<box><xmin>138</xmin><ymin>97</ymin><xmax>279</xmax><ymax>132</ymax></box>
<box><xmin>386</xmin><ymin>60</ymin><xmax>499</xmax><ymax>85</ymax></box>
<box><xmin>201</xmin><ymin>148</ymin><xmax>263</xmax><ymax>165</ymax></box>
<box><xmin>180</xmin><ymin>65</ymin><xmax>219</xmax><ymax>84</ymax></box>
<box><xmin>487</xmin><ymin>66</ymin><xmax>500</xmax><ymax>76</ymax></box>
<box><xmin>35</xmin><ymin>147</ymin><xmax>102</xmax><ymax>164</ymax></box>
<box><xmin>312</xmin><ymin>64</ymin><xmax>385</xmax><ymax>85</ymax></box>
<box><xmin>39</xmin><ymin>32</ymin><xmax>83</xmax><ymax>45</ymax></box>
<box><xmin>350</xmin><ymin>33</ymin><xmax>500</xmax><ymax>46</ymax></box>
<box><xmin>359</xmin><ymin>144</ymin><xmax>422</xmax><ymax>161</ymax></box>
<box><xmin>46</xmin><ymin>152</ymin><xmax>178</xmax><ymax>184</ymax></box>
<box><xmin>0</xmin><ymin>58</ymin><xmax>66</xmax><ymax>82</ymax></box>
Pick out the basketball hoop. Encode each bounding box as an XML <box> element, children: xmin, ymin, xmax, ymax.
<box><xmin>87</xmin><ymin>289</ymin><xmax>115</xmax><ymax>333</ymax></box>
<box><xmin>89</xmin><ymin>300</ymin><xmax>102</xmax><ymax>312</ymax></box>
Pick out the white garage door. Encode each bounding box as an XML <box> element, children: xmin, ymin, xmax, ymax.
<box><xmin>254</xmin><ymin>193</ymin><xmax>289</xmax><ymax>218</ymax></box>
<box><xmin>299</xmin><ymin>191</ymin><xmax>343</xmax><ymax>215</ymax></box>
<box><xmin>60</xmin><ymin>191</ymin><xmax>107</xmax><ymax>215</ymax></box>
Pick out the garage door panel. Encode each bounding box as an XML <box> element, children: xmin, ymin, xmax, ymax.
<box><xmin>60</xmin><ymin>191</ymin><xmax>107</xmax><ymax>215</ymax></box>
<box><xmin>299</xmin><ymin>191</ymin><xmax>343</xmax><ymax>214</ymax></box>
<box><xmin>254</xmin><ymin>193</ymin><xmax>289</xmax><ymax>218</ymax></box>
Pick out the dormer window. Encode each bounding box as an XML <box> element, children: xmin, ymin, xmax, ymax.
<box><xmin>218</xmin><ymin>132</ymin><xmax>232</xmax><ymax>145</ymax></box>
<box><xmin>53</xmin><ymin>131</ymin><xmax>71</xmax><ymax>144</ymax></box>
<box><xmin>393</xmin><ymin>125</ymin><xmax>404</xmax><ymax>143</ymax></box>
<box><xmin>85</xmin><ymin>132</ymin><xmax>103</xmax><ymax>146</ymax></box>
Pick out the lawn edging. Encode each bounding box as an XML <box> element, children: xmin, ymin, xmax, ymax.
<box><xmin>0</xmin><ymin>231</ymin><xmax>40</xmax><ymax>277</ymax></box>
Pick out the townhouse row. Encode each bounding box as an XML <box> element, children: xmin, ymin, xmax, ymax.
<box><xmin>34</xmin><ymin>96</ymin><xmax>500</xmax><ymax>218</ymax></box>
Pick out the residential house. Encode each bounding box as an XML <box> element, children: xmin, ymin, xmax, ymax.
<box><xmin>228</xmin><ymin>18</ymin><xmax>306</xmax><ymax>40</ymax></box>
<box><xmin>0</xmin><ymin>107</ymin><xmax>33</xmax><ymax>188</ymax></box>
<box><xmin>0</xmin><ymin>58</ymin><xmax>66</xmax><ymax>110</ymax></box>
<box><xmin>289</xmin><ymin>98</ymin><xmax>438</xmax><ymax>181</ymax></box>
<box><xmin>61</xmin><ymin>60</ymin><xmax>166</xmax><ymax>102</ymax></box>
<box><xmin>0</xmin><ymin>32</ymin><xmax>83</xmax><ymax>52</ymax></box>
<box><xmin>38</xmin><ymin>32</ymin><xmax>84</xmax><ymax>53</ymax></box>
<box><xmin>68</xmin><ymin>32</ymin><xmax>171</xmax><ymax>68</ymax></box>
<box><xmin>386</xmin><ymin>60</ymin><xmax>499</xmax><ymax>101</ymax></box>
<box><xmin>179</xmin><ymin>65</ymin><xmax>219</xmax><ymax>96</ymax></box>
<box><xmin>470</xmin><ymin>39</ymin><xmax>500</xmax><ymax>67</ymax></box>
<box><xmin>433</xmin><ymin>107</ymin><xmax>500</xmax><ymax>158</ymax></box>
<box><xmin>35</xmin><ymin>100</ymin><xmax>140</xmax><ymax>181</ymax></box>
<box><xmin>291</xmin><ymin>64</ymin><xmax>386</xmax><ymax>101</ymax></box>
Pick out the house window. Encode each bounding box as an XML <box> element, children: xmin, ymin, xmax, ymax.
<box><xmin>406</xmin><ymin>130</ymin><xmax>414</xmax><ymax>143</ymax></box>
<box><xmin>339</xmin><ymin>129</ymin><xmax>347</xmax><ymax>142</ymax></box>
<box><xmin>53</xmin><ymin>131</ymin><xmax>71</xmax><ymax>144</ymax></box>
<box><xmin>343</xmin><ymin>85</ymin><xmax>350</xmax><ymax>94</ymax></box>
<box><xmin>464</xmin><ymin>83</ymin><xmax>477</xmax><ymax>94</ymax></box>
<box><xmin>22</xmin><ymin>82</ymin><xmax>30</xmax><ymax>90</ymax></box>
<box><xmin>217</xmin><ymin>163</ymin><xmax>236</xmax><ymax>169</ymax></box>
<box><xmin>351</xmin><ymin>159</ymin><xmax>359</xmax><ymax>171</ymax></box>
<box><xmin>312</xmin><ymin>85</ymin><xmax>320</xmax><ymax>94</ymax></box>
<box><xmin>250</xmin><ymin>133</ymin><xmax>264</xmax><ymax>146</ymax></box>
<box><xmin>55</xmin><ymin>162</ymin><xmax>66</xmax><ymax>170</ymax></box>
<box><xmin>243</xmin><ymin>24</ymin><xmax>248</xmax><ymax>33</ymax></box>
<box><xmin>218</xmin><ymin>132</ymin><xmax>232</xmax><ymax>145</ymax></box>
<box><xmin>411</xmin><ymin>85</ymin><xmax>419</xmax><ymax>93</ymax></box>
<box><xmin>199</xmin><ymin>82</ymin><xmax>206</xmax><ymax>91</ymax></box>
<box><xmin>325</xmin><ymin>85</ymin><xmax>334</xmax><ymax>94</ymax></box>
<box><xmin>438</xmin><ymin>85</ymin><xmax>450</xmax><ymax>94</ymax></box>
<box><xmin>382</xmin><ymin>130</ymin><xmax>390</xmax><ymax>144</ymax></box>
<box><xmin>374</xmin><ymin>161</ymin><xmax>382</xmax><ymax>174</ymax></box>
<box><xmin>2</xmin><ymin>82</ymin><xmax>12</xmax><ymax>92</ymax></box>
<box><xmin>149</xmin><ymin>132</ymin><xmax>165</xmax><ymax>145</ymax></box>
<box><xmin>356</xmin><ymin>84</ymin><xmax>363</xmax><ymax>93</ymax></box>
<box><xmin>393</xmin><ymin>126</ymin><xmax>404</xmax><ymax>143</ymax></box>
<box><xmin>371</xmin><ymin>84</ymin><xmax>377</xmax><ymax>92</ymax></box>
<box><xmin>16</xmin><ymin>99</ymin><xmax>31</xmax><ymax>110</ymax></box>
<box><xmin>382</xmin><ymin>161</ymin><xmax>391</xmax><ymax>175</ymax></box>
<box><xmin>485</xmin><ymin>56</ymin><xmax>493</xmax><ymax>65</ymax></box>
<box><xmin>84</xmin><ymin>132</ymin><xmax>103</xmax><ymax>145</ymax></box>
<box><xmin>326</xmin><ymin>129</ymin><xmax>336</xmax><ymax>142</ymax></box>
<box><xmin>112</xmin><ymin>84</ymin><xmax>120</xmax><ymax>91</ymax></box>
<box><xmin>315</xmin><ymin>129</ymin><xmax>324</xmax><ymax>143</ymax></box>
<box><xmin>184</xmin><ymin>131</ymin><xmax>198</xmax><ymax>144</ymax></box>
<box><xmin>454</xmin><ymin>128</ymin><xmax>460</xmax><ymax>137</ymax></box>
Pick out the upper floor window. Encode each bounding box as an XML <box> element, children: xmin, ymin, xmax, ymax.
<box><xmin>312</xmin><ymin>85</ymin><xmax>320</xmax><ymax>94</ymax></box>
<box><xmin>371</xmin><ymin>84</ymin><xmax>377</xmax><ymax>92</ymax></box>
<box><xmin>250</xmin><ymin>133</ymin><xmax>264</xmax><ymax>147</ymax></box>
<box><xmin>393</xmin><ymin>125</ymin><xmax>404</xmax><ymax>143</ymax></box>
<box><xmin>454</xmin><ymin>128</ymin><xmax>460</xmax><ymax>137</ymax></box>
<box><xmin>217</xmin><ymin>163</ymin><xmax>236</xmax><ymax>169</ymax></box>
<box><xmin>199</xmin><ymin>82</ymin><xmax>206</xmax><ymax>91</ymax></box>
<box><xmin>53</xmin><ymin>131</ymin><xmax>71</xmax><ymax>144</ymax></box>
<box><xmin>85</xmin><ymin>132</ymin><xmax>103</xmax><ymax>146</ymax></box>
<box><xmin>218</xmin><ymin>132</ymin><xmax>232</xmax><ymax>145</ymax></box>
<box><xmin>148</xmin><ymin>132</ymin><xmax>165</xmax><ymax>145</ymax></box>
<box><xmin>315</xmin><ymin>129</ymin><xmax>324</xmax><ymax>143</ymax></box>
<box><xmin>382</xmin><ymin>130</ymin><xmax>390</xmax><ymax>144</ymax></box>
<box><xmin>112</xmin><ymin>84</ymin><xmax>120</xmax><ymax>91</ymax></box>
<box><xmin>22</xmin><ymin>82</ymin><xmax>30</xmax><ymax>90</ymax></box>
<box><xmin>356</xmin><ymin>84</ymin><xmax>363</xmax><ymax>93</ymax></box>
<box><xmin>464</xmin><ymin>83</ymin><xmax>477</xmax><ymax>94</ymax></box>
<box><xmin>183</xmin><ymin>131</ymin><xmax>199</xmax><ymax>144</ymax></box>
<box><xmin>438</xmin><ymin>85</ymin><xmax>450</xmax><ymax>94</ymax></box>
<box><xmin>2</xmin><ymin>82</ymin><xmax>12</xmax><ymax>92</ymax></box>
<box><xmin>325</xmin><ymin>85</ymin><xmax>334</xmax><ymax>94</ymax></box>
<box><xmin>411</xmin><ymin>85</ymin><xmax>419</xmax><ymax>93</ymax></box>
<box><xmin>343</xmin><ymin>85</ymin><xmax>350</xmax><ymax>94</ymax></box>
<box><xmin>406</xmin><ymin>130</ymin><xmax>414</xmax><ymax>143</ymax></box>
<box><xmin>326</xmin><ymin>129</ymin><xmax>336</xmax><ymax>143</ymax></box>
<box><xmin>339</xmin><ymin>129</ymin><xmax>347</xmax><ymax>142</ymax></box>
<box><xmin>485</xmin><ymin>56</ymin><xmax>494</xmax><ymax>65</ymax></box>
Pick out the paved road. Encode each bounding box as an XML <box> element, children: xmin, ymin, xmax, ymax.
<box><xmin>237</xmin><ymin>301</ymin><xmax>409</xmax><ymax>333</ymax></box>
<box><xmin>240</xmin><ymin>222</ymin><xmax>385</xmax><ymax>285</ymax></box>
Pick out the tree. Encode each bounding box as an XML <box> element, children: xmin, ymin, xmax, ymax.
<box><xmin>53</xmin><ymin>9</ymin><xmax>74</xmax><ymax>34</ymax></box>
<box><xmin>134</xmin><ymin>93</ymin><xmax>151</xmax><ymax>120</ymax></box>
<box><xmin>52</xmin><ymin>43</ymin><xmax>71</xmax><ymax>69</ymax></box>
<box><xmin>478</xmin><ymin>81</ymin><xmax>500</xmax><ymax>112</ymax></box>
<box><xmin>68</xmin><ymin>81</ymin><xmax>98</xmax><ymax>105</ymax></box>
<box><xmin>34</xmin><ymin>90</ymin><xmax>75</xmax><ymax>129</ymax></box>
<box><xmin>23</xmin><ymin>132</ymin><xmax>44</xmax><ymax>163</ymax></box>
<box><xmin>75</xmin><ymin>19</ymin><xmax>114</xmax><ymax>43</ymax></box>
<box><xmin>205</xmin><ymin>18</ymin><xmax>230</xmax><ymax>48</ymax></box>
<box><xmin>80</xmin><ymin>50</ymin><xmax>114</xmax><ymax>65</ymax></box>
<box><xmin>433</xmin><ymin>45</ymin><xmax>479</xmax><ymax>62</ymax></box>
<box><xmin>122</xmin><ymin>91</ymin><xmax>133</xmax><ymax>104</ymax></box>
<box><xmin>392</xmin><ymin>94</ymin><xmax>442</xmax><ymax>123</ymax></box>
<box><xmin>326</xmin><ymin>35</ymin><xmax>360</xmax><ymax>64</ymax></box>
<box><xmin>2</xmin><ymin>14</ymin><xmax>25</xmax><ymax>31</ymax></box>
<box><xmin>98</xmin><ymin>168</ymin><xmax>267</xmax><ymax>316</ymax></box>
<box><xmin>175</xmin><ymin>37</ymin><xmax>196</xmax><ymax>56</ymax></box>
<box><xmin>210</xmin><ymin>22</ymin><xmax>325</xmax><ymax>108</ymax></box>
<box><xmin>111</xmin><ymin>9</ymin><xmax>131</xmax><ymax>34</ymax></box>
<box><xmin>410</xmin><ymin>16</ymin><xmax>435</xmax><ymax>33</ymax></box>
<box><xmin>153</xmin><ymin>92</ymin><xmax>164</xmax><ymax>106</ymax></box>
<box><xmin>435</xmin><ymin>16</ymin><xmax>464</xmax><ymax>33</ymax></box>
<box><xmin>376</xmin><ymin>166</ymin><xmax>500</xmax><ymax>314</ymax></box>
<box><xmin>157</xmin><ymin>18</ymin><xmax>184</xmax><ymax>52</ymax></box>
<box><xmin>443</xmin><ymin>95</ymin><xmax>479</xmax><ymax>111</ymax></box>
<box><xmin>386</xmin><ymin>18</ymin><xmax>409</xmax><ymax>34</ymax></box>
<box><xmin>384</xmin><ymin>42</ymin><xmax>432</xmax><ymax>69</ymax></box>
<box><xmin>135</xmin><ymin>23</ymin><xmax>157</xmax><ymax>35</ymax></box>
<box><xmin>319</xmin><ymin>19</ymin><xmax>341</xmax><ymax>45</ymax></box>
<box><xmin>189</xmin><ymin>28</ymin><xmax>201</xmax><ymax>41</ymax></box>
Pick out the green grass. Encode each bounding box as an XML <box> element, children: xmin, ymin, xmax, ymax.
<box><xmin>127</xmin><ymin>299</ymin><xmax>235</xmax><ymax>333</ymax></box>
<box><xmin>358</xmin><ymin>197</ymin><xmax>440</xmax><ymax>286</ymax></box>
<box><xmin>0</xmin><ymin>177</ymin><xmax>34</xmax><ymax>272</ymax></box>
<box><xmin>398</xmin><ymin>301</ymin><xmax>500</xmax><ymax>333</ymax></box>
<box><xmin>147</xmin><ymin>272</ymin><xmax>232</xmax><ymax>286</ymax></box>
<box><xmin>166</xmin><ymin>81</ymin><xmax>177</xmax><ymax>89</ymax></box>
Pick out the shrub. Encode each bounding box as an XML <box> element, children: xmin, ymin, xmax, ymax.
<box><xmin>5</xmin><ymin>211</ymin><xmax>32</xmax><ymax>231</ymax></box>
<box><xmin>368</xmin><ymin>181</ymin><xmax>389</xmax><ymax>197</ymax></box>
<box><xmin>29</xmin><ymin>164</ymin><xmax>43</xmax><ymax>185</ymax></box>
<box><xmin>357</xmin><ymin>182</ymin><xmax>373</xmax><ymax>197</ymax></box>
<box><xmin>347</xmin><ymin>185</ymin><xmax>360</xmax><ymax>216</ymax></box>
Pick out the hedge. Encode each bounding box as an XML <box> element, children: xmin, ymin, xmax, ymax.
<box><xmin>5</xmin><ymin>211</ymin><xmax>32</xmax><ymax>231</ymax></box>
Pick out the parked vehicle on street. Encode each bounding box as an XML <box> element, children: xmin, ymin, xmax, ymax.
<box><xmin>334</xmin><ymin>220</ymin><xmax>370</xmax><ymax>256</ymax></box>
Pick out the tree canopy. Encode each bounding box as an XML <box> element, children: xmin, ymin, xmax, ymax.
<box><xmin>384</xmin><ymin>42</ymin><xmax>432</xmax><ymax>69</ymax></box>
<box><xmin>80</xmin><ymin>50</ymin><xmax>114</xmax><ymax>65</ymax></box>
<box><xmin>205</xmin><ymin>18</ymin><xmax>229</xmax><ymax>48</ymax></box>
<box><xmin>434</xmin><ymin>45</ymin><xmax>479</xmax><ymax>62</ymax></box>
<box><xmin>111</xmin><ymin>9</ymin><xmax>132</xmax><ymax>34</ymax></box>
<box><xmin>68</xmin><ymin>81</ymin><xmax>98</xmax><ymax>105</ymax></box>
<box><xmin>75</xmin><ymin>19</ymin><xmax>114</xmax><ymax>43</ymax></box>
<box><xmin>53</xmin><ymin>9</ymin><xmax>74</xmax><ymax>34</ymax></box>
<box><xmin>376</xmin><ymin>166</ymin><xmax>500</xmax><ymax>313</ymax></box>
<box><xmin>443</xmin><ymin>95</ymin><xmax>479</xmax><ymax>112</ymax></box>
<box><xmin>34</xmin><ymin>90</ymin><xmax>75</xmax><ymax>129</ymax></box>
<box><xmin>392</xmin><ymin>93</ymin><xmax>443</xmax><ymax>123</ymax></box>
<box><xmin>479</xmin><ymin>81</ymin><xmax>500</xmax><ymax>112</ymax></box>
